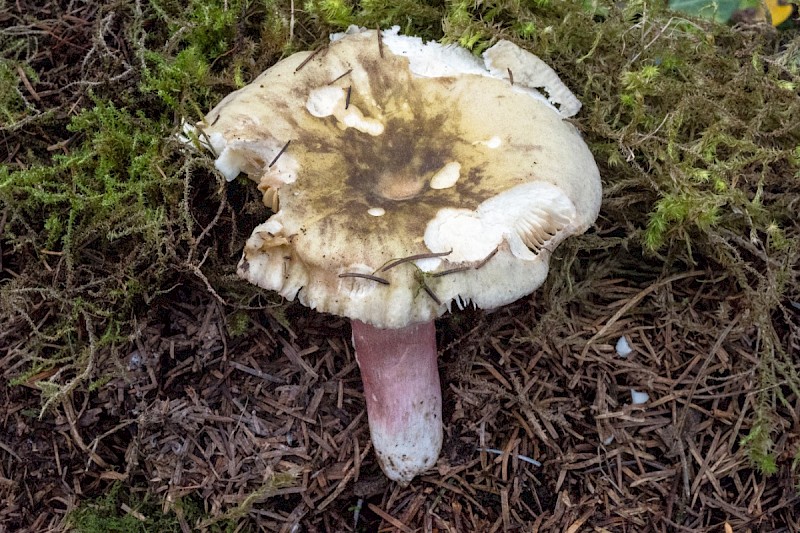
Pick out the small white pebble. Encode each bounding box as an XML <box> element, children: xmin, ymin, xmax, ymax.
<box><xmin>616</xmin><ymin>335</ymin><xmax>633</xmax><ymax>358</ymax></box>
<box><xmin>367</xmin><ymin>207</ymin><xmax>385</xmax><ymax>216</ymax></box>
<box><xmin>630</xmin><ymin>389</ymin><xmax>649</xmax><ymax>405</ymax></box>
<box><xmin>127</xmin><ymin>350</ymin><xmax>142</xmax><ymax>371</ymax></box>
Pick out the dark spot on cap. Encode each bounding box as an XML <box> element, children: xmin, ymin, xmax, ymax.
<box><xmin>288</xmin><ymin>52</ymin><xmax>495</xmax><ymax>242</ymax></box>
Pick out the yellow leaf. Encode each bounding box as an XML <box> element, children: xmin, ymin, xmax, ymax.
<box><xmin>767</xmin><ymin>0</ymin><xmax>794</xmax><ymax>26</ymax></box>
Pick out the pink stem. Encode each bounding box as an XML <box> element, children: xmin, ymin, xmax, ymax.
<box><xmin>351</xmin><ymin>319</ymin><xmax>442</xmax><ymax>485</ymax></box>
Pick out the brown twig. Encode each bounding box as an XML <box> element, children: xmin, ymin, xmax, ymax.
<box><xmin>329</xmin><ymin>68</ymin><xmax>352</xmax><ymax>84</ymax></box>
<box><xmin>294</xmin><ymin>45</ymin><xmax>325</xmax><ymax>73</ymax></box>
<box><xmin>432</xmin><ymin>247</ymin><xmax>499</xmax><ymax>278</ymax></box>
<box><xmin>338</xmin><ymin>272</ymin><xmax>390</xmax><ymax>285</ymax></box>
<box><xmin>269</xmin><ymin>140</ymin><xmax>291</xmax><ymax>168</ymax></box>
<box><xmin>379</xmin><ymin>250</ymin><xmax>452</xmax><ymax>272</ymax></box>
<box><xmin>422</xmin><ymin>285</ymin><xmax>442</xmax><ymax>306</ymax></box>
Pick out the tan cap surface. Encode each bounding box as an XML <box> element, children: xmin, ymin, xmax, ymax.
<box><xmin>193</xmin><ymin>28</ymin><xmax>602</xmax><ymax>328</ymax></box>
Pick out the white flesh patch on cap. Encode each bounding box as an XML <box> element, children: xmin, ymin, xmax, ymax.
<box><xmin>201</xmin><ymin>130</ymin><xmax>300</xmax><ymax>185</ymax></box>
<box><xmin>305</xmin><ymin>86</ymin><xmax>343</xmax><ymax>116</ymax></box>
<box><xmin>414</xmin><ymin>256</ymin><xmax>444</xmax><ymax>272</ymax></box>
<box><xmin>483</xmin><ymin>40</ymin><xmax>582</xmax><ymax>118</ymax></box>
<box><xmin>331</xmin><ymin>26</ymin><xmax>487</xmax><ymax>78</ymax></box>
<box><xmin>331</xmin><ymin>27</ymin><xmax>563</xmax><ymax>116</ymax></box>
<box><xmin>379</xmin><ymin>28</ymin><xmax>487</xmax><ymax>78</ymax></box>
<box><xmin>306</xmin><ymin>86</ymin><xmax>384</xmax><ymax>136</ymax></box>
<box><xmin>472</xmin><ymin>136</ymin><xmax>502</xmax><ymax>149</ymax></box>
<box><xmin>208</xmin><ymin>133</ymin><xmax>241</xmax><ymax>181</ymax></box>
<box><xmin>429</xmin><ymin>162</ymin><xmax>461</xmax><ymax>190</ymax></box>
<box><xmin>425</xmin><ymin>209</ymin><xmax>495</xmax><ymax>263</ymax></box>
<box><xmin>182</xmin><ymin>115</ymin><xmax>300</xmax><ymax>184</ymax></box>
<box><xmin>177</xmin><ymin>121</ymin><xmax>197</xmax><ymax>145</ymax></box>
<box><xmin>368</xmin><ymin>207</ymin><xmax>385</xmax><ymax>216</ymax></box>
<box><xmin>228</xmin><ymin>142</ymin><xmax>298</xmax><ymax>184</ymax></box>
<box><xmin>423</xmin><ymin>181</ymin><xmax>577</xmax><ymax>264</ymax></box>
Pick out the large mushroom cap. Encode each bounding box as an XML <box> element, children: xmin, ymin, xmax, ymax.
<box><xmin>193</xmin><ymin>27</ymin><xmax>601</xmax><ymax>329</ymax></box>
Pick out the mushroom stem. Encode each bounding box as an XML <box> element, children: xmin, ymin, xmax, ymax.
<box><xmin>351</xmin><ymin>319</ymin><xmax>442</xmax><ymax>485</ymax></box>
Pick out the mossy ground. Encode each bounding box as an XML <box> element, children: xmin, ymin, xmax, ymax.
<box><xmin>1</xmin><ymin>0</ymin><xmax>799</xmax><ymax>531</ymax></box>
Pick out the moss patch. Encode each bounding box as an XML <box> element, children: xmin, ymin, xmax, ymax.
<box><xmin>68</xmin><ymin>482</ymin><xmax>235</xmax><ymax>533</ymax></box>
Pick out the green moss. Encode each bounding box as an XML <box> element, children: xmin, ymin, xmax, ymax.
<box><xmin>142</xmin><ymin>0</ymin><xmax>296</xmax><ymax>111</ymax></box>
<box><xmin>740</xmin><ymin>418</ymin><xmax>779</xmax><ymax>475</ymax></box>
<box><xmin>0</xmin><ymin>61</ymin><xmax>36</xmax><ymax>126</ymax></box>
<box><xmin>141</xmin><ymin>46</ymin><xmax>212</xmax><ymax>111</ymax></box>
<box><xmin>180</xmin><ymin>0</ymin><xmax>242</xmax><ymax>59</ymax></box>
<box><xmin>149</xmin><ymin>0</ymin><xmax>254</xmax><ymax>58</ymax></box>
<box><xmin>197</xmin><ymin>471</ymin><xmax>299</xmax><ymax>529</ymax></box>
<box><xmin>69</xmin><ymin>482</ymin><xmax>151</xmax><ymax>533</ymax></box>
<box><xmin>226</xmin><ymin>310</ymin><xmax>251</xmax><ymax>337</ymax></box>
<box><xmin>1</xmin><ymin>99</ymin><xmax>175</xmax><ymax>268</ymax></box>
<box><xmin>68</xmin><ymin>482</ymin><xmax>235</xmax><ymax>533</ymax></box>
<box><xmin>0</xmin><ymin>97</ymin><xmax>184</xmax><ymax>411</ymax></box>
<box><xmin>307</xmin><ymin>0</ymin><xmax>354</xmax><ymax>28</ymax></box>
<box><xmin>794</xmin><ymin>447</ymin><xmax>800</xmax><ymax>489</ymax></box>
<box><xmin>304</xmin><ymin>0</ymin><xmax>444</xmax><ymax>40</ymax></box>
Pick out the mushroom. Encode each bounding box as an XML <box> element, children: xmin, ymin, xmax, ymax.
<box><xmin>188</xmin><ymin>27</ymin><xmax>602</xmax><ymax>484</ymax></box>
